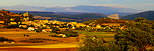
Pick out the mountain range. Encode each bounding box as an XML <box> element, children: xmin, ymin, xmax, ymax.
<box><xmin>1</xmin><ymin>5</ymin><xmax>153</xmax><ymax>22</ymax></box>
<box><xmin>9</xmin><ymin>10</ymin><xmax>154</xmax><ymax>22</ymax></box>
<box><xmin>0</xmin><ymin>5</ymin><xmax>142</xmax><ymax>16</ymax></box>
<box><xmin>6</xmin><ymin>10</ymin><xmax>106</xmax><ymax>22</ymax></box>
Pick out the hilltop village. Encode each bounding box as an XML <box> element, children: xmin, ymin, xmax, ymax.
<box><xmin>0</xmin><ymin>9</ymin><xmax>127</xmax><ymax>34</ymax></box>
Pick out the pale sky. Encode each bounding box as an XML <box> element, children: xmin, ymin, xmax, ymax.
<box><xmin>0</xmin><ymin>0</ymin><xmax>154</xmax><ymax>10</ymax></box>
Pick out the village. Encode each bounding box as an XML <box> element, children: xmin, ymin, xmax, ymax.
<box><xmin>0</xmin><ymin>9</ymin><xmax>126</xmax><ymax>47</ymax></box>
<box><xmin>0</xmin><ymin>9</ymin><xmax>127</xmax><ymax>33</ymax></box>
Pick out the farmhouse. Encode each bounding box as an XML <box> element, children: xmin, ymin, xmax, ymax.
<box><xmin>10</xmin><ymin>22</ymin><xmax>17</xmax><ymax>24</ymax></box>
<box><xmin>27</xmin><ymin>27</ymin><xmax>35</xmax><ymax>31</ymax></box>
<box><xmin>42</xmin><ymin>29</ymin><xmax>52</xmax><ymax>32</ymax></box>
<box><xmin>19</xmin><ymin>25</ymin><xmax>27</xmax><ymax>28</ymax></box>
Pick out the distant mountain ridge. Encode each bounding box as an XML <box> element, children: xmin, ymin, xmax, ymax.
<box><xmin>9</xmin><ymin>10</ymin><xmax>55</xmax><ymax>14</ymax></box>
<box><xmin>7</xmin><ymin>10</ymin><xmax>107</xmax><ymax>22</ymax></box>
<box><xmin>0</xmin><ymin>5</ymin><xmax>141</xmax><ymax>16</ymax></box>
<box><xmin>8</xmin><ymin>10</ymin><xmax>85</xmax><ymax>15</ymax></box>
<box><xmin>121</xmin><ymin>11</ymin><xmax>154</xmax><ymax>20</ymax></box>
<box><xmin>31</xmin><ymin>13</ymin><xmax>107</xmax><ymax>22</ymax></box>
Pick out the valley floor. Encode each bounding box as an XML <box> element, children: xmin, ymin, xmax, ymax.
<box><xmin>0</xmin><ymin>28</ymin><xmax>115</xmax><ymax>51</ymax></box>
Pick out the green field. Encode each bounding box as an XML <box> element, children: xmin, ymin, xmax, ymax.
<box><xmin>74</xmin><ymin>30</ymin><xmax>113</xmax><ymax>34</ymax></box>
<box><xmin>74</xmin><ymin>30</ymin><xmax>115</xmax><ymax>41</ymax></box>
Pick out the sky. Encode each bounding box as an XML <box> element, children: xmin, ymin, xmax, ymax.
<box><xmin>0</xmin><ymin>0</ymin><xmax>154</xmax><ymax>10</ymax></box>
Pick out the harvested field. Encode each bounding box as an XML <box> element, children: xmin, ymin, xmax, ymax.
<box><xmin>0</xmin><ymin>29</ymin><xmax>79</xmax><ymax>44</ymax></box>
<box><xmin>0</xmin><ymin>48</ymin><xmax>77</xmax><ymax>51</ymax></box>
<box><xmin>0</xmin><ymin>28</ymin><xmax>116</xmax><ymax>51</ymax></box>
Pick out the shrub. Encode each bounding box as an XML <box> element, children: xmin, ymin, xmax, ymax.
<box><xmin>49</xmin><ymin>35</ymin><xmax>62</xmax><ymax>37</ymax></box>
<box><xmin>35</xmin><ymin>28</ymin><xmax>42</xmax><ymax>32</ymax></box>
<box><xmin>20</xmin><ymin>38</ymin><xmax>53</xmax><ymax>43</ymax></box>
<box><xmin>50</xmin><ymin>29</ymin><xmax>79</xmax><ymax>37</ymax></box>
<box><xmin>60</xmin><ymin>30</ymin><xmax>78</xmax><ymax>37</ymax></box>
<box><xmin>0</xmin><ymin>37</ymin><xmax>14</xmax><ymax>42</ymax></box>
<box><xmin>21</xmin><ymin>40</ymin><xmax>44</xmax><ymax>43</ymax></box>
<box><xmin>4</xmin><ymin>24</ymin><xmax>19</xmax><ymax>28</ymax></box>
<box><xmin>51</xmin><ymin>27</ymin><xmax>60</xmax><ymax>33</ymax></box>
<box><xmin>78</xmin><ymin>35</ymin><xmax>121</xmax><ymax>51</ymax></box>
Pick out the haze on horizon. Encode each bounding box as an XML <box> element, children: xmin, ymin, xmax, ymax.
<box><xmin>0</xmin><ymin>0</ymin><xmax>154</xmax><ymax>11</ymax></box>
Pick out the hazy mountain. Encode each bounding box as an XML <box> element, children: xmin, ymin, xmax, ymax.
<box><xmin>120</xmin><ymin>11</ymin><xmax>154</xmax><ymax>20</ymax></box>
<box><xmin>70</xmin><ymin>5</ymin><xmax>139</xmax><ymax>15</ymax></box>
<box><xmin>9</xmin><ymin>10</ymin><xmax>55</xmax><ymax>14</ymax></box>
<box><xmin>8</xmin><ymin>10</ymin><xmax>88</xmax><ymax>15</ymax></box>
<box><xmin>30</xmin><ymin>13</ymin><xmax>107</xmax><ymax>22</ymax></box>
<box><xmin>0</xmin><ymin>5</ymin><xmax>141</xmax><ymax>16</ymax></box>
<box><xmin>70</xmin><ymin>13</ymin><xmax>106</xmax><ymax>18</ymax></box>
<box><xmin>7</xmin><ymin>10</ymin><xmax>107</xmax><ymax>22</ymax></box>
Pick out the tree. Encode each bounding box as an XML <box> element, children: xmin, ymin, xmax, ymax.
<box><xmin>14</xmin><ymin>16</ymin><xmax>21</xmax><ymax>25</ymax></box>
<box><xmin>2</xmin><ymin>9</ymin><xmax>5</xmax><ymax>11</ymax></box>
<box><xmin>135</xmin><ymin>17</ymin><xmax>147</xmax><ymax>22</ymax></box>
<box><xmin>115</xmin><ymin>18</ymin><xmax>154</xmax><ymax>51</ymax></box>
<box><xmin>35</xmin><ymin>28</ymin><xmax>42</xmax><ymax>32</ymax></box>
<box><xmin>51</xmin><ymin>27</ymin><xmax>60</xmax><ymax>33</ymax></box>
<box><xmin>79</xmin><ymin>35</ymin><xmax>121</xmax><ymax>51</ymax></box>
<box><xmin>60</xmin><ymin>29</ymin><xmax>78</xmax><ymax>37</ymax></box>
<box><xmin>3</xmin><ymin>15</ymin><xmax>11</xmax><ymax>25</ymax></box>
<box><xmin>68</xmin><ymin>24</ymin><xmax>72</xmax><ymax>28</ymax></box>
<box><xmin>79</xmin><ymin>17</ymin><xmax>154</xmax><ymax>51</ymax></box>
<box><xmin>28</xmin><ymin>14</ymin><xmax>35</xmax><ymax>21</ymax></box>
<box><xmin>115</xmin><ymin>28</ymin><xmax>154</xmax><ymax>50</ymax></box>
<box><xmin>79</xmin><ymin>35</ymin><xmax>108</xmax><ymax>51</ymax></box>
<box><xmin>0</xmin><ymin>37</ymin><xmax>14</xmax><ymax>42</ymax></box>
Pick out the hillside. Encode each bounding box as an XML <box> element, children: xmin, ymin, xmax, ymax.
<box><xmin>83</xmin><ymin>18</ymin><xmax>127</xmax><ymax>25</ymax></box>
<box><xmin>121</xmin><ymin>11</ymin><xmax>154</xmax><ymax>20</ymax></box>
<box><xmin>70</xmin><ymin>13</ymin><xmax>106</xmax><ymax>18</ymax></box>
<box><xmin>32</xmin><ymin>13</ymin><xmax>107</xmax><ymax>22</ymax></box>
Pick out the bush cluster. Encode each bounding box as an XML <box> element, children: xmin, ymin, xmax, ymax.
<box><xmin>0</xmin><ymin>37</ymin><xmax>14</xmax><ymax>42</ymax></box>
<box><xmin>20</xmin><ymin>38</ymin><xmax>53</xmax><ymax>43</ymax></box>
